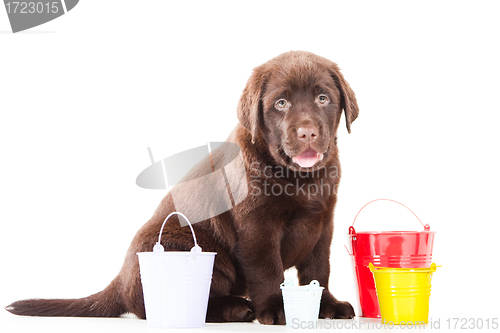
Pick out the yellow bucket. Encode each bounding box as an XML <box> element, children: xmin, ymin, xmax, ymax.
<box><xmin>368</xmin><ymin>262</ymin><xmax>439</xmax><ymax>325</ymax></box>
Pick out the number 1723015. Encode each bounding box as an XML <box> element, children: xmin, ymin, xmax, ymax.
<box><xmin>5</xmin><ymin>2</ymin><xmax>60</xmax><ymax>14</ymax></box>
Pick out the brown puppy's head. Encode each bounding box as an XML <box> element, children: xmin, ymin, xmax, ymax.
<box><xmin>237</xmin><ymin>51</ymin><xmax>359</xmax><ymax>171</ymax></box>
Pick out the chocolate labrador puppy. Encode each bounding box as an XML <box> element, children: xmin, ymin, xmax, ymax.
<box><xmin>7</xmin><ymin>51</ymin><xmax>358</xmax><ymax>325</ymax></box>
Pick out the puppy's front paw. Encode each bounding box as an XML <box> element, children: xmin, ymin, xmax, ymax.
<box><xmin>206</xmin><ymin>296</ymin><xmax>255</xmax><ymax>322</ymax></box>
<box><xmin>256</xmin><ymin>294</ymin><xmax>286</xmax><ymax>325</ymax></box>
<box><xmin>320</xmin><ymin>300</ymin><xmax>355</xmax><ymax>319</ymax></box>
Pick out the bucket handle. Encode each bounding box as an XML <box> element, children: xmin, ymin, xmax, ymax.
<box><xmin>305</xmin><ymin>280</ymin><xmax>322</xmax><ymax>300</ymax></box>
<box><xmin>280</xmin><ymin>277</ymin><xmax>294</xmax><ymax>288</ymax></box>
<box><xmin>153</xmin><ymin>212</ymin><xmax>202</xmax><ymax>253</ymax></box>
<box><xmin>369</xmin><ymin>262</ymin><xmax>440</xmax><ymax>273</ymax></box>
<box><xmin>350</xmin><ymin>199</ymin><xmax>430</xmax><ymax>235</ymax></box>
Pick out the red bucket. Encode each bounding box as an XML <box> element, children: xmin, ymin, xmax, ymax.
<box><xmin>346</xmin><ymin>199</ymin><xmax>436</xmax><ymax>318</ymax></box>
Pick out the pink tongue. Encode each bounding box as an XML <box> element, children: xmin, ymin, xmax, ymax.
<box><xmin>292</xmin><ymin>149</ymin><xmax>319</xmax><ymax>168</ymax></box>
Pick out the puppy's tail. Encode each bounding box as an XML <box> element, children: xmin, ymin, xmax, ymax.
<box><xmin>5</xmin><ymin>278</ymin><xmax>125</xmax><ymax>317</ymax></box>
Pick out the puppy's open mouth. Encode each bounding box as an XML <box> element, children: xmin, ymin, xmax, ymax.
<box><xmin>291</xmin><ymin>148</ymin><xmax>324</xmax><ymax>168</ymax></box>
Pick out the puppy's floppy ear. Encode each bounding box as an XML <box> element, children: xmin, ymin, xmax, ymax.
<box><xmin>329</xmin><ymin>65</ymin><xmax>359</xmax><ymax>133</ymax></box>
<box><xmin>237</xmin><ymin>66</ymin><xmax>269</xmax><ymax>144</ymax></box>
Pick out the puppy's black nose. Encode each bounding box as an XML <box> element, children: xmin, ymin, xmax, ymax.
<box><xmin>297</xmin><ymin>126</ymin><xmax>318</xmax><ymax>142</ymax></box>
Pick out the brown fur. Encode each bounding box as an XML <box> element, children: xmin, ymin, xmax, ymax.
<box><xmin>6</xmin><ymin>51</ymin><xmax>359</xmax><ymax>325</ymax></box>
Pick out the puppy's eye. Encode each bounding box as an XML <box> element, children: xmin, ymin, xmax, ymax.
<box><xmin>318</xmin><ymin>95</ymin><xmax>329</xmax><ymax>104</ymax></box>
<box><xmin>275</xmin><ymin>99</ymin><xmax>288</xmax><ymax>110</ymax></box>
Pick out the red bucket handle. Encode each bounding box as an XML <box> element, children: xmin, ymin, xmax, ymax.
<box><xmin>349</xmin><ymin>199</ymin><xmax>430</xmax><ymax>235</ymax></box>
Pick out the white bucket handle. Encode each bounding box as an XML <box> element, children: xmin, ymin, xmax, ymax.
<box><xmin>280</xmin><ymin>277</ymin><xmax>294</xmax><ymax>288</ymax></box>
<box><xmin>305</xmin><ymin>280</ymin><xmax>322</xmax><ymax>300</ymax></box>
<box><xmin>350</xmin><ymin>199</ymin><xmax>430</xmax><ymax>235</ymax></box>
<box><xmin>280</xmin><ymin>279</ymin><xmax>323</xmax><ymax>300</ymax></box>
<box><xmin>153</xmin><ymin>212</ymin><xmax>202</xmax><ymax>253</ymax></box>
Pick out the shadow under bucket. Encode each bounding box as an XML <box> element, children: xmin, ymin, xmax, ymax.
<box><xmin>346</xmin><ymin>199</ymin><xmax>436</xmax><ymax>318</ymax></box>
<box><xmin>137</xmin><ymin>212</ymin><xmax>216</xmax><ymax>328</ymax></box>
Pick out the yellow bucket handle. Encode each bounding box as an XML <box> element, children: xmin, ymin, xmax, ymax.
<box><xmin>369</xmin><ymin>262</ymin><xmax>440</xmax><ymax>273</ymax></box>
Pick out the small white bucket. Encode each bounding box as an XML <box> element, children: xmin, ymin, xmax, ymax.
<box><xmin>280</xmin><ymin>279</ymin><xmax>324</xmax><ymax>327</ymax></box>
<box><xmin>137</xmin><ymin>212</ymin><xmax>216</xmax><ymax>328</ymax></box>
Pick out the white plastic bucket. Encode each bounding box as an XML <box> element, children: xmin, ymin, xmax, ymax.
<box><xmin>137</xmin><ymin>212</ymin><xmax>216</xmax><ymax>328</ymax></box>
<box><xmin>280</xmin><ymin>279</ymin><xmax>324</xmax><ymax>327</ymax></box>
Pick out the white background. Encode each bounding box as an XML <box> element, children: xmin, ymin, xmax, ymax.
<box><xmin>1</xmin><ymin>1</ymin><xmax>499</xmax><ymax>332</ymax></box>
